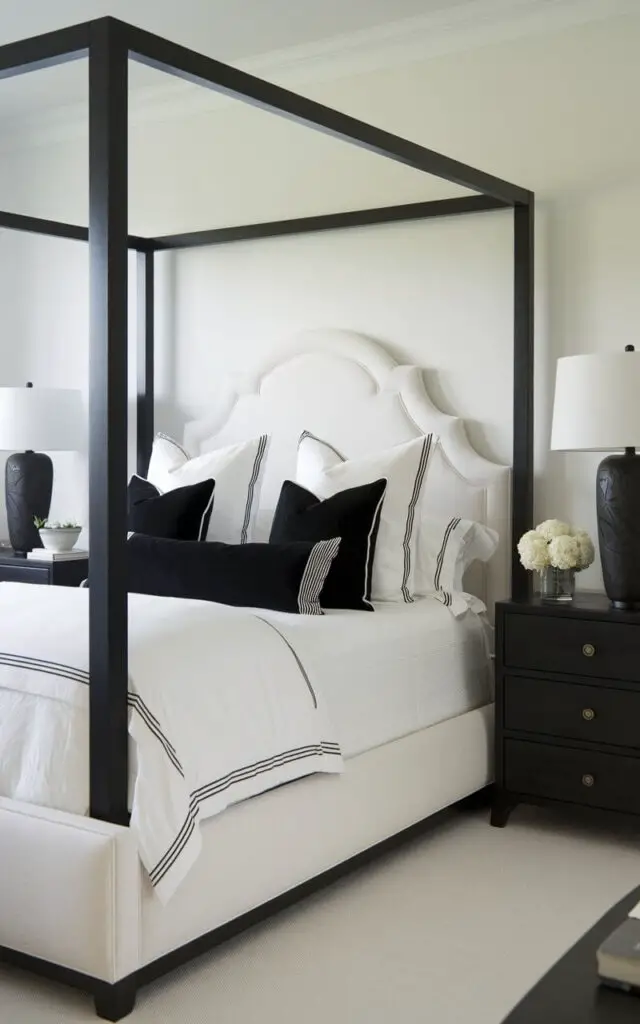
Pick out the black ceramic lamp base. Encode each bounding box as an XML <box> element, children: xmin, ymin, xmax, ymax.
<box><xmin>597</xmin><ymin>450</ymin><xmax>640</xmax><ymax>610</ymax></box>
<box><xmin>5</xmin><ymin>451</ymin><xmax>53</xmax><ymax>554</ymax></box>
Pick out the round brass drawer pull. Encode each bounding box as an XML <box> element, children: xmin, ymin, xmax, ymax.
<box><xmin>582</xmin><ymin>643</ymin><xmax>596</xmax><ymax>657</ymax></box>
<box><xmin>582</xmin><ymin>774</ymin><xmax>595</xmax><ymax>787</ymax></box>
<box><xmin>582</xmin><ymin>708</ymin><xmax>596</xmax><ymax>721</ymax></box>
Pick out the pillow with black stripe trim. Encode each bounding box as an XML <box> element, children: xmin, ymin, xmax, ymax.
<box><xmin>296</xmin><ymin>432</ymin><xmax>435</xmax><ymax>604</ymax></box>
<box><xmin>269</xmin><ymin>478</ymin><xmax>386</xmax><ymax>611</ymax></box>
<box><xmin>128</xmin><ymin>475</ymin><xmax>214</xmax><ymax>541</ymax></box>
<box><xmin>126</xmin><ymin>532</ymin><xmax>340</xmax><ymax>614</ymax></box>
<box><xmin>146</xmin><ymin>432</ymin><xmax>269</xmax><ymax>545</ymax></box>
<box><xmin>414</xmin><ymin>516</ymin><xmax>499</xmax><ymax>597</ymax></box>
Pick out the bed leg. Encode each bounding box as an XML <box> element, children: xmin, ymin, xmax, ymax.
<box><xmin>94</xmin><ymin>978</ymin><xmax>137</xmax><ymax>1021</ymax></box>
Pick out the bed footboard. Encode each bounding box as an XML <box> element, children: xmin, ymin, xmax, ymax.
<box><xmin>0</xmin><ymin>797</ymin><xmax>141</xmax><ymax>986</ymax></box>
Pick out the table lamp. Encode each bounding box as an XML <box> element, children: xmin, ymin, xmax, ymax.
<box><xmin>550</xmin><ymin>345</ymin><xmax>640</xmax><ymax>609</ymax></box>
<box><xmin>0</xmin><ymin>383</ymin><xmax>83</xmax><ymax>554</ymax></box>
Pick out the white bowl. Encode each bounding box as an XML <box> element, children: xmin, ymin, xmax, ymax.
<box><xmin>38</xmin><ymin>527</ymin><xmax>82</xmax><ymax>553</ymax></box>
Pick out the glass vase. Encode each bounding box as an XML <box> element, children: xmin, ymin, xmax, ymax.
<box><xmin>538</xmin><ymin>567</ymin><xmax>575</xmax><ymax>603</ymax></box>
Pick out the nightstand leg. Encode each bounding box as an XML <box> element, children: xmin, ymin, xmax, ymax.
<box><xmin>490</xmin><ymin>792</ymin><xmax>517</xmax><ymax>828</ymax></box>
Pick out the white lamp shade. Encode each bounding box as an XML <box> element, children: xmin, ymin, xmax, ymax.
<box><xmin>550</xmin><ymin>352</ymin><xmax>640</xmax><ymax>452</ymax></box>
<box><xmin>0</xmin><ymin>387</ymin><xmax>83</xmax><ymax>452</ymax></box>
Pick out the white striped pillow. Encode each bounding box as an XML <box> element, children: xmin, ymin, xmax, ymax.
<box><xmin>147</xmin><ymin>433</ymin><xmax>269</xmax><ymax>545</ymax></box>
<box><xmin>414</xmin><ymin>516</ymin><xmax>499</xmax><ymax>599</ymax></box>
<box><xmin>296</xmin><ymin>432</ymin><xmax>435</xmax><ymax>603</ymax></box>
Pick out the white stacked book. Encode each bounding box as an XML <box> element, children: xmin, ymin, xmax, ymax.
<box><xmin>597</xmin><ymin>900</ymin><xmax>640</xmax><ymax>993</ymax></box>
<box><xmin>27</xmin><ymin>549</ymin><xmax>88</xmax><ymax>562</ymax></box>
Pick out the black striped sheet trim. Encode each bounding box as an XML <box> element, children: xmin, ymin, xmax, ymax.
<box><xmin>0</xmin><ymin>652</ymin><xmax>184</xmax><ymax>778</ymax></box>
<box><xmin>400</xmin><ymin>435</ymin><xmax>434</xmax><ymax>604</ymax></box>
<box><xmin>298</xmin><ymin>430</ymin><xmax>346</xmax><ymax>463</ymax></box>
<box><xmin>156</xmin><ymin>432</ymin><xmax>190</xmax><ymax>461</ymax></box>
<box><xmin>0</xmin><ymin>652</ymin><xmax>89</xmax><ymax>686</ymax></box>
<box><xmin>127</xmin><ymin>693</ymin><xmax>184</xmax><ymax>777</ymax></box>
<box><xmin>148</xmin><ymin>741</ymin><xmax>341</xmax><ymax>887</ymax></box>
<box><xmin>433</xmin><ymin>517</ymin><xmax>462</xmax><ymax>592</ymax></box>
<box><xmin>297</xmin><ymin>537</ymin><xmax>341</xmax><ymax>614</ymax></box>
<box><xmin>240</xmin><ymin>434</ymin><xmax>268</xmax><ymax>544</ymax></box>
<box><xmin>252</xmin><ymin>615</ymin><xmax>318</xmax><ymax>708</ymax></box>
<box><xmin>433</xmin><ymin>589</ymin><xmax>453</xmax><ymax>608</ymax></box>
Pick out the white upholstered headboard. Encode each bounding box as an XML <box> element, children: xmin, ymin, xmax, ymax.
<box><xmin>184</xmin><ymin>330</ymin><xmax>510</xmax><ymax>609</ymax></box>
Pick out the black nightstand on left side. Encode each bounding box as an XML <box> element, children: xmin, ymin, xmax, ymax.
<box><xmin>0</xmin><ymin>551</ymin><xmax>88</xmax><ymax>587</ymax></box>
<box><xmin>492</xmin><ymin>592</ymin><xmax>640</xmax><ymax>829</ymax></box>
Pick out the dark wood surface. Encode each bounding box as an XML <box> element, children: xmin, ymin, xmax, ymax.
<box><xmin>88</xmin><ymin>16</ymin><xmax>131</xmax><ymax>827</ymax></box>
<box><xmin>493</xmin><ymin>593</ymin><xmax>640</xmax><ymax>828</ymax></box>
<box><xmin>0</xmin><ymin>551</ymin><xmax>88</xmax><ymax>587</ymax></box>
<box><xmin>505</xmin><ymin>591</ymin><xmax>640</xmax><ymax>622</ymax></box>
<box><xmin>505</xmin><ymin>738</ymin><xmax>640</xmax><ymax>815</ymax></box>
<box><xmin>503</xmin><ymin>887</ymin><xmax>640</xmax><ymax>1022</ymax></box>
<box><xmin>511</xmin><ymin>200</ymin><xmax>535</xmax><ymax>601</ymax></box>
<box><xmin>504</xmin><ymin>674</ymin><xmax>640</xmax><ymax>748</ymax></box>
<box><xmin>505</xmin><ymin>613</ymin><xmax>640</xmax><ymax>681</ymax></box>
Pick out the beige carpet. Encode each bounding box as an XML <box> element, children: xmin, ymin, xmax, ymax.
<box><xmin>2</xmin><ymin>806</ymin><xmax>639</xmax><ymax>1023</ymax></box>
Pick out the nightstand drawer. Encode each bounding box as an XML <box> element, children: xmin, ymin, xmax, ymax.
<box><xmin>504</xmin><ymin>614</ymin><xmax>638</xmax><ymax>681</ymax></box>
<box><xmin>0</xmin><ymin>564</ymin><xmax>49</xmax><ymax>585</ymax></box>
<box><xmin>504</xmin><ymin>738</ymin><xmax>640</xmax><ymax>815</ymax></box>
<box><xmin>504</xmin><ymin>675</ymin><xmax>640</xmax><ymax>749</ymax></box>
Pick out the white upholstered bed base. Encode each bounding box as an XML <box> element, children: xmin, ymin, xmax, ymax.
<box><xmin>0</xmin><ymin>704</ymin><xmax>492</xmax><ymax>986</ymax></box>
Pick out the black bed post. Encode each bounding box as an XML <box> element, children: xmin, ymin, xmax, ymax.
<box><xmin>512</xmin><ymin>198</ymin><xmax>535</xmax><ymax>600</ymax></box>
<box><xmin>88</xmin><ymin>18</ymin><xmax>130</xmax><ymax>826</ymax></box>
<box><xmin>136</xmin><ymin>249</ymin><xmax>155</xmax><ymax>476</ymax></box>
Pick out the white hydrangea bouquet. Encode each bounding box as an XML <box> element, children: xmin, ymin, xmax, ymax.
<box><xmin>518</xmin><ymin>520</ymin><xmax>595</xmax><ymax>574</ymax></box>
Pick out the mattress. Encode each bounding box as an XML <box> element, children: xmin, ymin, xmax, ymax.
<box><xmin>261</xmin><ymin>597</ymin><xmax>493</xmax><ymax>758</ymax></box>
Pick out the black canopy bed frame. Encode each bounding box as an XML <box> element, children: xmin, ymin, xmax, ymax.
<box><xmin>0</xmin><ymin>17</ymin><xmax>534</xmax><ymax>1019</ymax></box>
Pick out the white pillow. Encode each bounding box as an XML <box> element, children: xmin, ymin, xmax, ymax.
<box><xmin>147</xmin><ymin>433</ymin><xmax>269</xmax><ymax>545</ymax></box>
<box><xmin>414</xmin><ymin>516</ymin><xmax>499</xmax><ymax>597</ymax></box>
<box><xmin>296</xmin><ymin>431</ymin><xmax>435</xmax><ymax>603</ymax></box>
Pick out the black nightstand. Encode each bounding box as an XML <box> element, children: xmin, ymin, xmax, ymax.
<box><xmin>0</xmin><ymin>550</ymin><xmax>88</xmax><ymax>588</ymax></box>
<box><xmin>492</xmin><ymin>592</ymin><xmax>640</xmax><ymax>828</ymax></box>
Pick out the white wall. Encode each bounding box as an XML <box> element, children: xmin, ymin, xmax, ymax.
<box><xmin>2</xmin><ymin>10</ymin><xmax>640</xmax><ymax>587</ymax></box>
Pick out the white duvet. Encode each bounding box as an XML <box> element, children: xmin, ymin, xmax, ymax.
<box><xmin>0</xmin><ymin>584</ymin><xmax>342</xmax><ymax>902</ymax></box>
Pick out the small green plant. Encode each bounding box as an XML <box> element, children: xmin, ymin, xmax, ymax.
<box><xmin>33</xmin><ymin>517</ymin><xmax>81</xmax><ymax>530</ymax></box>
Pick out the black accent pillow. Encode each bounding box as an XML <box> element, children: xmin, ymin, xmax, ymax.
<box><xmin>126</xmin><ymin>532</ymin><xmax>340</xmax><ymax>614</ymax></box>
<box><xmin>269</xmin><ymin>478</ymin><xmax>387</xmax><ymax>611</ymax></box>
<box><xmin>127</xmin><ymin>475</ymin><xmax>215</xmax><ymax>541</ymax></box>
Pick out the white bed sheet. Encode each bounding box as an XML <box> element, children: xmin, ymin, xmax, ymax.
<box><xmin>0</xmin><ymin>593</ymin><xmax>491</xmax><ymax>824</ymax></box>
<box><xmin>260</xmin><ymin>597</ymin><xmax>493</xmax><ymax>759</ymax></box>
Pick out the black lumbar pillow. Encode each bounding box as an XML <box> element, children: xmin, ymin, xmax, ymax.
<box><xmin>127</xmin><ymin>474</ymin><xmax>215</xmax><ymax>542</ymax></box>
<box><xmin>126</xmin><ymin>532</ymin><xmax>341</xmax><ymax>614</ymax></box>
<box><xmin>269</xmin><ymin>478</ymin><xmax>387</xmax><ymax>611</ymax></box>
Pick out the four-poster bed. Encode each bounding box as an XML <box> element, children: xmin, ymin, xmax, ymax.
<box><xmin>0</xmin><ymin>15</ymin><xmax>534</xmax><ymax>1020</ymax></box>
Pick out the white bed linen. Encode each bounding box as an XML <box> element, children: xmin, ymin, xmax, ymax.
<box><xmin>0</xmin><ymin>585</ymin><xmax>490</xmax><ymax>901</ymax></box>
<box><xmin>262</xmin><ymin>597</ymin><xmax>493</xmax><ymax>758</ymax></box>
<box><xmin>0</xmin><ymin>584</ymin><xmax>342</xmax><ymax>903</ymax></box>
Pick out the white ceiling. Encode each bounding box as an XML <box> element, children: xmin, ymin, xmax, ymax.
<box><xmin>0</xmin><ymin>0</ymin><xmax>465</xmax><ymax>55</ymax></box>
<box><xmin>0</xmin><ymin>0</ymin><xmax>464</xmax><ymax>121</ymax></box>
<box><xmin>0</xmin><ymin>0</ymin><xmax>632</xmax><ymax>127</ymax></box>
